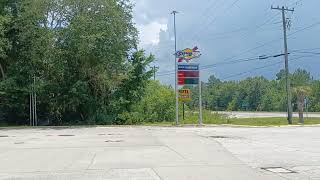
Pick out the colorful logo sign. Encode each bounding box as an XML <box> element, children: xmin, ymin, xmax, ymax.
<box><xmin>176</xmin><ymin>46</ymin><xmax>201</xmax><ymax>63</ymax></box>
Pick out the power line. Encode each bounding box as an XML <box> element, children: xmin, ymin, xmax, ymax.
<box><xmin>177</xmin><ymin>0</ymin><xmax>224</xmax><ymax>45</ymax></box>
<box><xmin>157</xmin><ymin>56</ymin><xmax>262</xmax><ymax>76</ymax></box>
<box><xmin>190</xmin><ymin>1</ymin><xmax>284</xmax><ymax>46</ymax></box>
<box><xmin>291</xmin><ymin>48</ymin><xmax>320</xmax><ymax>53</ymax></box>
<box><xmin>288</xmin><ymin>21</ymin><xmax>320</xmax><ymax>36</ymax></box>
<box><xmin>157</xmin><ymin>53</ymin><xmax>320</xmax><ymax>79</ymax></box>
<box><xmin>234</xmin><ymin>12</ymin><xmax>281</xmax><ymax>42</ymax></box>
<box><xmin>210</xmin><ymin>19</ymin><xmax>320</xmax><ymax>67</ymax></box>
<box><xmin>221</xmin><ymin>60</ymin><xmax>283</xmax><ymax>80</ymax></box>
<box><xmin>156</xmin><ymin>50</ymin><xmax>320</xmax><ymax>77</ymax></box>
<box><xmin>157</xmin><ymin>52</ymin><xmax>288</xmax><ymax>76</ymax></box>
<box><xmin>291</xmin><ymin>51</ymin><xmax>320</xmax><ymax>55</ymax></box>
<box><xmin>220</xmin><ymin>53</ymin><xmax>320</xmax><ymax>80</ymax></box>
<box><xmin>187</xmin><ymin>0</ymin><xmax>241</xmax><ymax>45</ymax></box>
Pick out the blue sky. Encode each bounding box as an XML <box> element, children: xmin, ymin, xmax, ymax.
<box><xmin>132</xmin><ymin>0</ymin><xmax>320</xmax><ymax>85</ymax></box>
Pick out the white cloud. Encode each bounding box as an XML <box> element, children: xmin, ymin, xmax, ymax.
<box><xmin>136</xmin><ymin>21</ymin><xmax>167</xmax><ymax>48</ymax></box>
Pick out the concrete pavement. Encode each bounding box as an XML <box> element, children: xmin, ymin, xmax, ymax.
<box><xmin>196</xmin><ymin>126</ymin><xmax>320</xmax><ymax>180</ymax></box>
<box><xmin>0</xmin><ymin>127</ymin><xmax>285</xmax><ymax>180</ymax></box>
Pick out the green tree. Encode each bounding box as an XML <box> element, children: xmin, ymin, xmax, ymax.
<box><xmin>0</xmin><ymin>0</ymin><xmax>151</xmax><ymax>126</ymax></box>
<box><xmin>310</xmin><ymin>81</ymin><xmax>320</xmax><ymax>112</ymax></box>
<box><xmin>0</xmin><ymin>0</ymin><xmax>13</xmax><ymax>79</ymax></box>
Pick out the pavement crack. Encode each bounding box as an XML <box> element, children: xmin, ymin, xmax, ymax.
<box><xmin>164</xmin><ymin>145</ymin><xmax>188</xmax><ymax>160</ymax></box>
<box><xmin>151</xmin><ymin>168</ymin><xmax>164</xmax><ymax>180</ymax></box>
<box><xmin>86</xmin><ymin>152</ymin><xmax>97</xmax><ymax>170</ymax></box>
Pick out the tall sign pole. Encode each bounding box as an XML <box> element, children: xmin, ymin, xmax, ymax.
<box><xmin>171</xmin><ymin>11</ymin><xmax>179</xmax><ymax>125</ymax></box>
<box><xmin>199</xmin><ymin>74</ymin><xmax>203</xmax><ymax>125</ymax></box>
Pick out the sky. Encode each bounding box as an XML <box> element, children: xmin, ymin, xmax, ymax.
<box><xmin>132</xmin><ymin>0</ymin><xmax>320</xmax><ymax>85</ymax></box>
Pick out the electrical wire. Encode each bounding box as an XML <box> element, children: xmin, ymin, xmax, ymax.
<box><xmin>221</xmin><ymin>53</ymin><xmax>320</xmax><ymax>80</ymax></box>
<box><xmin>186</xmin><ymin>0</ymin><xmax>241</xmax><ymax>45</ymax></box>
<box><xmin>156</xmin><ymin>50</ymin><xmax>320</xmax><ymax>77</ymax></box>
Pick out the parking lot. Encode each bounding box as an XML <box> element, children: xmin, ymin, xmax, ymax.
<box><xmin>0</xmin><ymin>126</ymin><xmax>319</xmax><ymax>180</ymax></box>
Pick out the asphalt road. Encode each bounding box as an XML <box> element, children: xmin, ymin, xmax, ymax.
<box><xmin>216</xmin><ymin>111</ymin><xmax>320</xmax><ymax>118</ymax></box>
<box><xmin>0</xmin><ymin>127</ymin><xmax>286</xmax><ymax>180</ymax></box>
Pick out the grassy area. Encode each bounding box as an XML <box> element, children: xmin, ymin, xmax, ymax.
<box><xmin>145</xmin><ymin>111</ymin><xmax>320</xmax><ymax>126</ymax></box>
<box><xmin>2</xmin><ymin>111</ymin><xmax>320</xmax><ymax>127</ymax></box>
<box><xmin>225</xmin><ymin>117</ymin><xmax>320</xmax><ymax>126</ymax></box>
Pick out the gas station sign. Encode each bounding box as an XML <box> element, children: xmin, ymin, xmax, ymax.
<box><xmin>175</xmin><ymin>45</ymin><xmax>203</xmax><ymax>125</ymax></box>
<box><xmin>178</xmin><ymin>64</ymin><xmax>199</xmax><ymax>85</ymax></box>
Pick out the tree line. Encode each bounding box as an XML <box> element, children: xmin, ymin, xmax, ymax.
<box><xmin>187</xmin><ymin>68</ymin><xmax>320</xmax><ymax>113</ymax></box>
<box><xmin>107</xmin><ymin>68</ymin><xmax>320</xmax><ymax>124</ymax></box>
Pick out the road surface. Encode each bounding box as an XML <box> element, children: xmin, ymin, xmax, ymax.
<box><xmin>217</xmin><ymin>111</ymin><xmax>320</xmax><ymax>118</ymax></box>
<box><xmin>0</xmin><ymin>126</ymin><xmax>285</xmax><ymax>180</ymax></box>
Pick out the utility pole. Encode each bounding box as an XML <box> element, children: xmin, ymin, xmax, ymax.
<box><xmin>272</xmin><ymin>6</ymin><xmax>294</xmax><ymax>124</ymax></box>
<box><xmin>171</xmin><ymin>10</ymin><xmax>179</xmax><ymax>126</ymax></box>
<box><xmin>29</xmin><ymin>75</ymin><xmax>37</xmax><ymax>126</ymax></box>
<box><xmin>34</xmin><ymin>75</ymin><xmax>37</xmax><ymax>126</ymax></box>
<box><xmin>30</xmin><ymin>91</ymin><xmax>32</xmax><ymax>126</ymax></box>
<box><xmin>152</xmin><ymin>65</ymin><xmax>158</xmax><ymax>81</ymax></box>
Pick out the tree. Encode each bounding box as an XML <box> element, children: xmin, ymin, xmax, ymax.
<box><xmin>276</xmin><ymin>69</ymin><xmax>286</xmax><ymax>80</ymax></box>
<box><xmin>113</xmin><ymin>51</ymin><xmax>154</xmax><ymax>124</ymax></box>
<box><xmin>0</xmin><ymin>0</ymin><xmax>151</xmax><ymax>126</ymax></box>
<box><xmin>310</xmin><ymin>81</ymin><xmax>320</xmax><ymax>112</ymax></box>
<box><xmin>291</xmin><ymin>68</ymin><xmax>312</xmax><ymax>87</ymax></box>
<box><xmin>294</xmin><ymin>86</ymin><xmax>311</xmax><ymax>124</ymax></box>
<box><xmin>207</xmin><ymin>75</ymin><xmax>221</xmax><ymax>88</ymax></box>
<box><xmin>0</xmin><ymin>0</ymin><xmax>12</xmax><ymax>79</ymax></box>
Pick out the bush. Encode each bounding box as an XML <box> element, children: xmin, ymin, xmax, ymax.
<box><xmin>121</xmin><ymin>81</ymin><xmax>175</xmax><ymax>124</ymax></box>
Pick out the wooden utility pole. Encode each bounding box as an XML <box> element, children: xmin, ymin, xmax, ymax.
<box><xmin>152</xmin><ymin>65</ymin><xmax>158</xmax><ymax>81</ymax></box>
<box><xmin>272</xmin><ymin>6</ymin><xmax>294</xmax><ymax>124</ymax></box>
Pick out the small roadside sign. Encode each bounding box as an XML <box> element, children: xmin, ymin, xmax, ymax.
<box><xmin>179</xmin><ymin>89</ymin><xmax>191</xmax><ymax>102</ymax></box>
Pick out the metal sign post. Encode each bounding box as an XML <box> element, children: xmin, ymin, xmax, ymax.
<box><xmin>177</xmin><ymin>63</ymin><xmax>202</xmax><ymax>125</ymax></box>
<box><xmin>183</xmin><ymin>103</ymin><xmax>185</xmax><ymax>120</ymax></box>
<box><xmin>198</xmin><ymin>73</ymin><xmax>203</xmax><ymax>125</ymax></box>
<box><xmin>173</xmin><ymin>17</ymin><xmax>202</xmax><ymax>125</ymax></box>
<box><xmin>171</xmin><ymin>11</ymin><xmax>179</xmax><ymax>126</ymax></box>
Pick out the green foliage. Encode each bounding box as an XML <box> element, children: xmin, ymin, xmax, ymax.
<box><xmin>310</xmin><ymin>81</ymin><xmax>320</xmax><ymax>112</ymax></box>
<box><xmin>119</xmin><ymin>81</ymin><xmax>175</xmax><ymax>124</ymax></box>
<box><xmin>0</xmin><ymin>0</ymin><xmax>153</xmax><ymax>126</ymax></box>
